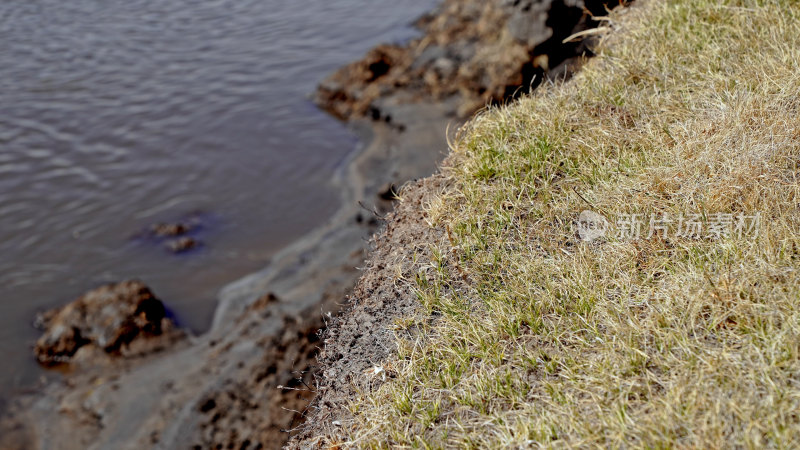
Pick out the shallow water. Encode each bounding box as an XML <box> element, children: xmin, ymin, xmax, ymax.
<box><xmin>0</xmin><ymin>0</ymin><xmax>438</xmax><ymax>397</ymax></box>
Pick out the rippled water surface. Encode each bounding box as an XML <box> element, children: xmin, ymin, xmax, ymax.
<box><xmin>0</xmin><ymin>0</ymin><xmax>438</xmax><ymax>396</ymax></box>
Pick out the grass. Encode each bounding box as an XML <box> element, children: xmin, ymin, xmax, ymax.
<box><xmin>340</xmin><ymin>0</ymin><xmax>800</xmax><ymax>447</ymax></box>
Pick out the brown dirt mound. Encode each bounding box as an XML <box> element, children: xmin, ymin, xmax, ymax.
<box><xmin>33</xmin><ymin>280</ymin><xmax>184</xmax><ymax>366</ymax></box>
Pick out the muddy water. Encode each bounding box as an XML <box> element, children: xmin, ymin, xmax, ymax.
<box><xmin>0</xmin><ymin>0</ymin><xmax>439</xmax><ymax>397</ymax></box>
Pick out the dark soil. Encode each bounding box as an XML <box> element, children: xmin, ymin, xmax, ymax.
<box><xmin>287</xmin><ymin>175</ymin><xmax>450</xmax><ymax>447</ymax></box>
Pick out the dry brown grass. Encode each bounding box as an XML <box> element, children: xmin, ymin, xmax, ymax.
<box><xmin>337</xmin><ymin>0</ymin><xmax>800</xmax><ymax>447</ymax></box>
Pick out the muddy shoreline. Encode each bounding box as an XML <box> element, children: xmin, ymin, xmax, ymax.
<box><xmin>0</xmin><ymin>0</ymin><xmax>621</xmax><ymax>447</ymax></box>
<box><xmin>0</xmin><ymin>99</ymin><xmax>455</xmax><ymax>449</ymax></box>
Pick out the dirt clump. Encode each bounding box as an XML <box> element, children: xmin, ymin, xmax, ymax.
<box><xmin>33</xmin><ymin>280</ymin><xmax>184</xmax><ymax>366</ymax></box>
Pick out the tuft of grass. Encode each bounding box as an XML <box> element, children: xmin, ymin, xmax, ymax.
<box><xmin>343</xmin><ymin>0</ymin><xmax>800</xmax><ymax>447</ymax></box>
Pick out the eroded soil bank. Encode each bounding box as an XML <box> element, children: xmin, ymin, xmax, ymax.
<box><xmin>291</xmin><ymin>0</ymin><xmax>634</xmax><ymax>447</ymax></box>
<box><xmin>0</xmin><ymin>1</ymin><xmax>621</xmax><ymax>448</ymax></box>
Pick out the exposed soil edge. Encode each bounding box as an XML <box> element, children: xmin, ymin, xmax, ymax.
<box><xmin>287</xmin><ymin>174</ymin><xmax>453</xmax><ymax>448</ymax></box>
<box><xmin>315</xmin><ymin>0</ymin><xmax>628</xmax><ymax>121</ymax></box>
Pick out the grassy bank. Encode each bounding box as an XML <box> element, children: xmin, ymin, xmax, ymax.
<box><xmin>335</xmin><ymin>0</ymin><xmax>800</xmax><ymax>447</ymax></box>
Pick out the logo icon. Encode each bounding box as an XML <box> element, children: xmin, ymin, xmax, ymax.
<box><xmin>576</xmin><ymin>210</ymin><xmax>609</xmax><ymax>242</ymax></box>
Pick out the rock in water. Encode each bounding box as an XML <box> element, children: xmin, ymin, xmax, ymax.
<box><xmin>33</xmin><ymin>280</ymin><xmax>181</xmax><ymax>365</ymax></box>
<box><xmin>150</xmin><ymin>222</ymin><xmax>192</xmax><ymax>237</ymax></box>
<box><xmin>166</xmin><ymin>236</ymin><xmax>198</xmax><ymax>253</ymax></box>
